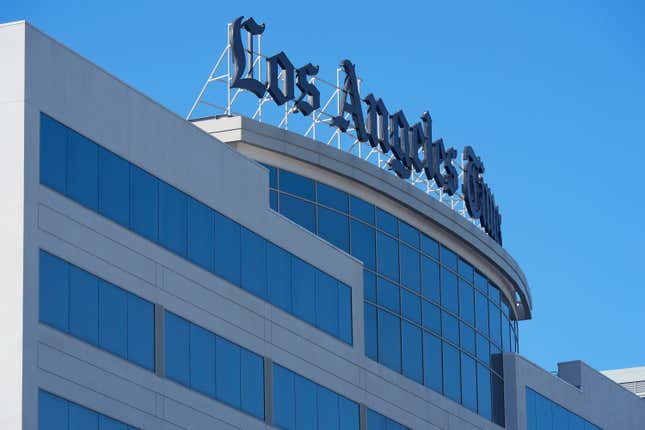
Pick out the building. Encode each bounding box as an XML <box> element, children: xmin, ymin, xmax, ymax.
<box><xmin>602</xmin><ymin>367</ymin><xmax>645</xmax><ymax>399</ymax></box>
<box><xmin>0</xmin><ymin>19</ymin><xmax>644</xmax><ymax>430</ymax></box>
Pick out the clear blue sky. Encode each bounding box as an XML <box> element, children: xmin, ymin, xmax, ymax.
<box><xmin>4</xmin><ymin>0</ymin><xmax>644</xmax><ymax>372</ymax></box>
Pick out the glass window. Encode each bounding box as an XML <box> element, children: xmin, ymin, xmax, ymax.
<box><xmin>461</xmin><ymin>353</ymin><xmax>477</xmax><ymax>412</ymax></box>
<box><xmin>130</xmin><ymin>165</ymin><xmax>159</xmax><ymax>242</ymax></box>
<box><xmin>270</xmin><ymin>190</ymin><xmax>278</xmax><ymax>210</ymax></box>
<box><xmin>350</xmin><ymin>196</ymin><xmax>374</xmax><ymax>224</ymax></box>
<box><xmin>422</xmin><ymin>300</ymin><xmax>441</xmax><ymax>334</ymax></box>
<box><xmin>459</xmin><ymin>281</ymin><xmax>475</xmax><ymax>324</ymax></box>
<box><xmin>420</xmin><ymin>234</ymin><xmax>439</xmax><ymax>259</ymax></box>
<box><xmin>98</xmin><ymin>416</ymin><xmax>126</xmax><ymax>430</ymax></box>
<box><xmin>364</xmin><ymin>270</ymin><xmax>376</xmax><ymax>303</ymax></box>
<box><xmin>477</xmin><ymin>364</ymin><xmax>492</xmax><ymax>420</ymax></box>
<box><xmin>67</xmin><ymin>130</ymin><xmax>98</xmax><ymax>211</ymax></box>
<box><xmin>491</xmin><ymin>344</ymin><xmax>503</xmax><ymax>376</ymax></box>
<box><xmin>338</xmin><ymin>284</ymin><xmax>353</xmax><ymax>344</ymax></box>
<box><xmin>476</xmin><ymin>334</ymin><xmax>490</xmax><ymax>365</ymax></box>
<box><xmin>399</xmin><ymin>244</ymin><xmax>420</xmax><ymax>292</ymax></box>
<box><xmin>216</xmin><ymin>336</ymin><xmax>241</xmax><ymax>409</ymax></box>
<box><xmin>40</xmin><ymin>114</ymin><xmax>68</xmax><ymax>194</ymax></box>
<box><xmin>98</xmin><ymin>280</ymin><xmax>127</xmax><ymax>359</ymax></box>
<box><xmin>488</xmin><ymin>283</ymin><xmax>501</xmax><ymax>304</ymax></box>
<box><xmin>127</xmin><ymin>294</ymin><xmax>155</xmax><ymax>370</ymax></box>
<box><xmin>440</xmin><ymin>246</ymin><xmax>457</xmax><ymax>270</ymax></box>
<box><xmin>98</xmin><ymin>148</ymin><xmax>130</xmax><ymax>226</ymax></box>
<box><xmin>401</xmin><ymin>289</ymin><xmax>421</xmax><ymax>324</ymax></box>
<box><xmin>377</xmin><ymin>277</ymin><xmax>400</xmax><ymax>313</ymax></box>
<box><xmin>265</xmin><ymin>164</ymin><xmax>278</xmax><ymax>189</ymax></box>
<box><xmin>267</xmin><ymin>243</ymin><xmax>292</xmax><ymax>312</ymax></box>
<box><xmin>367</xmin><ymin>409</ymin><xmax>408</xmax><ymax>430</ymax></box>
<box><xmin>350</xmin><ymin>220</ymin><xmax>376</xmax><ymax>270</ymax></box>
<box><xmin>443</xmin><ymin>342</ymin><xmax>461</xmax><ymax>403</ymax></box>
<box><xmin>39</xmin><ymin>390</ymin><xmax>69</xmax><ymax>430</ymax></box>
<box><xmin>280</xmin><ymin>169</ymin><xmax>315</xmax><ymax>200</ymax></box>
<box><xmin>489</xmin><ymin>303</ymin><xmax>502</xmax><ymax>347</ymax></box>
<box><xmin>316</xmin><ymin>270</ymin><xmax>339</xmax><ymax>338</ymax></box>
<box><xmin>187</xmin><ymin>198</ymin><xmax>214</xmax><ymax>271</ymax></box>
<box><xmin>365</xmin><ymin>303</ymin><xmax>378</xmax><ymax>360</ymax></box>
<box><xmin>491</xmin><ymin>374</ymin><xmax>505</xmax><ymax>426</ymax></box>
<box><xmin>376</xmin><ymin>232</ymin><xmax>399</xmax><ymax>282</ymax></box>
<box><xmin>241</xmin><ymin>228</ymin><xmax>268</xmax><ymax>300</ymax></box>
<box><xmin>64</xmin><ymin>310</ymin><xmax>95</xmax><ymax>370</ymax></box>
<box><xmin>378</xmin><ymin>310</ymin><xmax>401</xmax><ymax>373</ymax></box>
<box><xmin>273</xmin><ymin>364</ymin><xmax>295</xmax><ymax>430</ymax></box>
<box><xmin>158</xmin><ymin>182</ymin><xmax>188</xmax><ymax>257</ymax></box>
<box><xmin>474</xmin><ymin>272</ymin><xmax>488</xmax><ymax>293</ymax></box>
<box><xmin>165</xmin><ymin>312</ymin><xmax>190</xmax><ymax>386</ymax></box>
<box><xmin>189</xmin><ymin>323</ymin><xmax>216</xmax><ymax>397</ymax></box>
<box><xmin>280</xmin><ymin>194</ymin><xmax>315</xmax><ymax>233</ymax></box>
<box><xmin>402</xmin><ymin>321</ymin><xmax>423</xmax><ymax>384</ymax></box>
<box><xmin>423</xmin><ymin>331</ymin><xmax>443</xmax><ymax>393</ymax></box>
<box><xmin>421</xmin><ymin>256</ymin><xmax>440</xmax><ymax>303</ymax></box>
<box><xmin>339</xmin><ymin>396</ymin><xmax>359</xmax><ymax>430</ymax></box>
<box><xmin>502</xmin><ymin>314</ymin><xmax>511</xmax><ymax>353</ymax></box>
<box><xmin>375</xmin><ymin>208</ymin><xmax>397</xmax><ymax>236</ymax></box>
<box><xmin>39</xmin><ymin>250</ymin><xmax>70</xmax><ymax>332</ymax></box>
<box><xmin>442</xmin><ymin>311</ymin><xmax>459</xmax><ymax>345</ymax></box>
<box><xmin>318</xmin><ymin>206</ymin><xmax>349</xmax><ymax>252</ymax></box>
<box><xmin>475</xmin><ymin>291</ymin><xmax>489</xmax><ymax>336</ymax></box>
<box><xmin>291</xmin><ymin>257</ymin><xmax>316</xmax><ymax>326</ymax></box>
<box><xmin>213</xmin><ymin>211</ymin><xmax>241</xmax><ymax>285</ymax></box>
<box><xmin>294</xmin><ymin>374</ymin><xmax>316</xmax><ymax>429</ymax></box>
<box><xmin>240</xmin><ymin>349</ymin><xmax>264</xmax><ymax>419</ymax></box>
<box><xmin>399</xmin><ymin>221</ymin><xmax>419</xmax><ymax>247</ymax></box>
<box><xmin>317</xmin><ymin>386</ymin><xmax>339</xmax><ymax>430</ymax></box>
<box><xmin>69</xmin><ymin>402</ymin><xmax>98</xmax><ymax>430</ymax></box>
<box><xmin>460</xmin><ymin>323</ymin><xmax>476</xmax><ymax>356</ymax></box>
<box><xmin>441</xmin><ymin>268</ymin><xmax>458</xmax><ymax>314</ymax></box>
<box><xmin>317</xmin><ymin>182</ymin><xmax>348</xmax><ymax>212</ymax></box>
<box><xmin>458</xmin><ymin>259</ymin><xmax>474</xmax><ymax>282</ymax></box>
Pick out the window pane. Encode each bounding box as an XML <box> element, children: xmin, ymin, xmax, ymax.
<box><xmin>420</xmin><ymin>234</ymin><xmax>439</xmax><ymax>259</ymax></box>
<box><xmin>421</xmin><ymin>256</ymin><xmax>440</xmax><ymax>303</ymax></box>
<box><xmin>316</xmin><ymin>270</ymin><xmax>339</xmax><ymax>338</ymax></box>
<box><xmin>292</xmin><ymin>257</ymin><xmax>316</xmax><ymax>326</ymax></box>
<box><xmin>349</xmin><ymin>196</ymin><xmax>374</xmax><ymax>224</ymax></box>
<box><xmin>476</xmin><ymin>334</ymin><xmax>490</xmax><ymax>365</ymax></box>
<box><xmin>442</xmin><ymin>311</ymin><xmax>459</xmax><ymax>345</ymax></box>
<box><xmin>401</xmin><ymin>289</ymin><xmax>421</xmax><ymax>324</ymax></box>
<box><xmin>189</xmin><ymin>323</ymin><xmax>215</xmax><ymax>396</ymax></box>
<box><xmin>338</xmin><ymin>283</ymin><xmax>352</xmax><ymax>344</ymax></box>
<box><xmin>280</xmin><ymin>194</ymin><xmax>315</xmax><ymax>233</ymax></box>
<box><xmin>98</xmin><ymin>148</ymin><xmax>130</xmax><ymax>226</ymax></box>
<box><xmin>338</xmin><ymin>396</ymin><xmax>359</xmax><ymax>430</ymax></box>
<box><xmin>317</xmin><ymin>182</ymin><xmax>348</xmax><ymax>212</ymax></box>
<box><xmin>475</xmin><ymin>291</ymin><xmax>489</xmax><ymax>336</ymax></box>
<box><xmin>460</xmin><ymin>323</ymin><xmax>476</xmax><ymax>356</ymax></box>
<box><xmin>489</xmin><ymin>283</ymin><xmax>501</xmax><ymax>303</ymax></box>
<box><xmin>474</xmin><ymin>272</ymin><xmax>487</xmax><ymax>293</ymax></box>
<box><xmin>165</xmin><ymin>312</ymin><xmax>190</xmax><ymax>386</ymax></box>
<box><xmin>441</xmin><ymin>268</ymin><xmax>458</xmax><ymax>313</ymax></box>
<box><xmin>273</xmin><ymin>364</ymin><xmax>295</xmax><ymax>430</ymax></box>
<box><xmin>187</xmin><ymin>198</ymin><xmax>214</xmax><ymax>271</ymax></box>
<box><xmin>400</xmin><ymin>244</ymin><xmax>420</xmax><ymax>292</ymax></box>
<box><xmin>267</xmin><ymin>243</ymin><xmax>292</xmax><ymax>312</ymax></box>
<box><xmin>376</xmin><ymin>232</ymin><xmax>399</xmax><ymax>282</ymax></box>
<box><xmin>265</xmin><ymin>164</ymin><xmax>277</xmax><ymax>188</ymax></box>
<box><xmin>158</xmin><ymin>182</ymin><xmax>188</xmax><ymax>257</ymax></box>
<box><xmin>216</xmin><ymin>336</ymin><xmax>241</xmax><ymax>409</ymax></box>
<box><xmin>378</xmin><ymin>310</ymin><xmax>401</xmax><ymax>373</ymax></box>
<box><xmin>364</xmin><ymin>270</ymin><xmax>376</xmax><ymax>303</ymax></box>
<box><xmin>69</xmin><ymin>403</ymin><xmax>98</xmax><ymax>430</ymax></box>
<box><xmin>318</xmin><ymin>207</ymin><xmax>349</xmax><ymax>252</ymax></box>
<box><xmin>280</xmin><ymin>170</ymin><xmax>315</xmax><ymax>200</ymax></box>
<box><xmin>350</xmin><ymin>220</ymin><xmax>375</xmax><ymax>270</ymax></box>
<box><xmin>423</xmin><ymin>331</ymin><xmax>442</xmax><ymax>393</ymax></box>
<box><xmin>443</xmin><ymin>342</ymin><xmax>461</xmax><ymax>403</ymax></box>
<box><xmin>213</xmin><ymin>212</ymin><xmax>241</xmax><ymax>285</ymax></box>
<box><xmin>458</xmin><ymin>259</ymin><xmax>474</xmax><ymax>282</ymax></box>
<box><xmin>399</xmin><ymin>221</ymin><xmax>419</xmax><ymax>247</ymax></box>
<box><xmin>375</xmin><ymin>208</ymin><xmax>397</xmax><ymax>236</ymax></box>
<box><xmin>377</xmin><ymin>277</ymin><xmax>400</xmax><ymax>313</ymax></box>
<box><xmin>67</xmin><ymin>130</ymin><xmax>98</xmax><ymax>210</ymax></box>
<box><xmin>241</xmin><ymin>349</ymin><xmax>264</xmax><ymax>419</ymax></box>
<box><xmin>422</xmin><ymin>300</ymin><xmax>441</xmax><ymax>334</ymax></box>
<box><xmin>69</xmin><ymin>265</ymin><xmax>99</xmax><ymax>345</ymax></box>
<box><xmin>270</xmin><ymin>190</ymin><xmax>278</xmax><ymax>210</ymax></box>
<box><xmin>241</xmin><ymin>228</ymin><xmax>268</xmax><ymax>300</ymax></box>
<box><xmin>402</xmin><ymin>321</ymin><xmax>422</xmax><ymax>383</ymax></box>
<box><xmin>39</xmin><ymin>390</ymin><xmax>69</xmax><ymax>430</ymax></box>
<box><xmin>98</xmin><ymin>280</ymin><xmax>127</xmax><ymax>359</ymax></box>
<box><xmin>440</xmin><ymin>246</ymin><xmax>457</xmax><ymax>270</ymax></box>
<box><xmin>491</xmin><ymin>374</ymin><xmax>505</xmax><ymax>426</ymax></box>
<box><xmin>364</xmin><ymin>303</ymin><xmax>378</xmax><ymax>360</ymax></box>
<box><xmin>317</xmin><ymin>386</ymin><xmax>340</xmax><ymax>430</ymax></box>
<box><xmin>366</xmin><ymin>409</ymin><xmax>386</xmax><ymax>430</ymax></box>
<box><xmin>99</xmin><ymin>415</ymin><xmax>126</xmax><ymax>430</ymax></box>
<box><xmin>489</xmin><ymin>303</ymin><xmax>502</xmax><ymax>347</ymax></box>
<box><xmin>461</xmin><ymin>353</ymin><xmax>477</xmax><ymax>412</ymax></box>
<box><xmin>39</xmin><ymin>251</ymin><xmax>70</xmax><ymax>332</ymax></box>
<box><xmin>40</xmin><ymin>114</ymin><xmax>68</xmax><ymax>194</ymax></box>
<box><xmin>459</xmin><ymin>281</ymin><xmax>475</xmax><ymax>324</ymax></box>
<box><xmin>127</xmin><ymin>294</ymin><xmax>154</xmax><ymax>370</ymax></box>
<box><xmin>502</xmin><ymin>314</ymin><xmax>511</xmax><ymax>353</ymax></box>
<box><xmin>130</xmin><ymin>165</ymin><xmax>159</xmax><ymax>242</ymax></box>
<box><xmin>477</xmin><ymin>364</ymin><xmax>492</xmax><ymax>420</ymax></box>
<box><xmin>294</xmin><ymin>374</ymin><xmax>316</xmax><ymax>430</ymax></box>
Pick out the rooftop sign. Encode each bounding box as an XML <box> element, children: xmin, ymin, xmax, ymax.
<box><xmin>188</xmin><ymin>16</ymin><xmax>503</xmax><ymax>245</ymax></box>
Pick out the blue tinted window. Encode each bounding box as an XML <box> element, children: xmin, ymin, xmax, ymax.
<box><xmin>423</xmin><ymin>332</ymin><xmax>442</xmax><ymax>393</ymax></box>
<box><xmin>477</xmin><ymin>334</ymin><xmax>490</xmax><ymax>366</ymax></box>
<box><xmin>318</xmin><ymin>207</ymin><xmax>349</xmax><ymax>252</ymax></box>
<box><xmin>350</xmin><ymin>196</ymin><xmax>374</xmax><ymax>224</ymax></box>
<box><xmin>502</xmin><ymin>314</ymin><xmax>511</xmax><ymax>353</ymax></box>
<box><xmin>39</xmin><ymin>250</ymin><xmax>70</xmax><ymax>332</ymax></box>
<box><xmin>39</xmin><ymin>390</ymin><xmax>69</xmax><ymax>430</ymax></box>
<box><xmin>458</xmin><ymin>259</ymin><xmax>474</xmax><ymax>282</ymax></box>
<box><xmin>316</xmin><ymin>270</ymin><xmax>339</xmax><ymax>338</ymax></box>
<box><xmin>442</xmin><ymin>312</ymin><xmax>459</xmax><ymax>345</ymax></box>
<box><xmin>67</xmin><ymin>130</ymin><xmax>98</xmax><ymax>210</ymax></box>
<box><xmin>376</xmin><ymin>232</ymin><xmax>399</xmax><ymax>282</ymax></box>
<box><xmin>127</xmin><ymin>294</ymin><xmax>154</xmax><ymax>370</ymax></box>
<box><xmin>216</xmin><ymin>336</ymin><xmax>242</xmax><ymax>409</ymax></box>
<box><xmin>241</xmin><ymin>228</ymin><xmax>268</xmax><ymax>299</ymax></box>
<box><xmin>294</xmin><ymin>374</ymin><xmax>316</xmax><ymax>430</ymax></box>
<box><xmin>317</xmin><ymin>386</ymin><xmax>339</xmax><ymax>430</ymax></box>
<box><xmin>399</xmin><ymin>244</ymin><xmax>420</xmax><ymax>292</ymax></box>
<box><xmin>399</xmin><ymin>222</ymin><xmax>419</xmax><ymax>247</ymax></box>
<box><xmin>441</xmin><ymin>268</ymin><xmax>458</xmax><ymax>313</ymax></box>
<box><xmin>489</xmin><ymin>303</ymin><xmax>502</xmax><ymax>347</ymax></box>
<box><xmin>421</xmin><ymin>256</ymin><xmax>440</xmax><ymax>303</ymax></box>
<box><xmin>98</xmin><ymin>281</ymin><xmax>127</xmax><ymax>358</ymax></box>
<box><xmin>474</xmin><ymin>272</ymin><xmax>487</xmax><ymax>293</ymax></box>
<box><xmin>460</xmin><ymin>323</ymin><xmax>476</xmax><ymax>355</ymax></box>
<box><xmin>440</xmin><ymin>246</ymin><xmax>457</xmax><ymax>270</ymax></box>
<box><xmin>378</xmin><ymin>310</ymin><xmax>401</xmax><ymax>372</ymax></box>
<box><xmin>213</xmin><ymin>212</ymin><xmax>241</xmax><ymax>285</ymax></box>
<box><xmin>401</xmin><ymin>289</ymin><xmax>421</xmax><ymax>324</ymax></box>
<box><xmin>443</xmin><ymin>342</ymin><xmax>461</xmax><ymax>403</ymax></box>
<box><xmin>317</xmin><ymin>182</ymin><xmax>348</xmax><ymax>212</ymax></box>
<box><xmin>267</xmin><ymin>243</ymin><xmax>292</xmax><ymax>312</ymax></box>
<box><xmin>270</xmin><ymin>190</ymin><xmax>278</xmax><ymax>210</ymax></box>
<box><xmin>402</xmin><ymin>322</ymin><xmax>422</xmax><ymax>383</ymax></box>
<box><xmin>189</xmin><ymin>323</ymin><xmax>215</xmax><ymax>396</ymax></box>
<box><xmin>459</xmin><ymin>281</ymin><xmax>475</xmax><ymax>324</ymax></box>
<box><xmin>489</xmin><ymin>283</ymin><xmax>501</xmax><ymax>303</ymax></box>
<box><xmin>475</xmin><ymin>291</ymin><xmax>489</xmax><ymax>335</ymax></box>
<box><xmin>280</xmin><ymin>194</ymin><xmax>315</xmax><ymax>232</ymax></box>
<box><xmin>273</xmin><ymin>364</ymin><xmax>295</xmax><ymax>430</ymax></box>
<box><xmin>158</xmin><ymin>182</ymin><xmax>187</xmax><ymax>256</ymax></box>
<box><xmin>265</xmin><ymin>164</ymin><xmax>278</xmax><ymax>188</ymax></box>
<box><xmin>375</xmin><ymin>208</ymin><xmax>397</xmax><ymax>236</ymax></box>
<box><xmin>366</xmin><ymin>409</ymin><xmax>408</xmax><ymax>430</ymax></box>
<box><xmin>99</xmin><ymin>416</ymin><xmax>126</xmax><ymax>430</ymax></box>
<box><xmin>241</xmin><ymin>349</ymin><xmax>264</xmax><ymax>419</ymax></box>
<box><xmin>69</xmin><ymin>402</ymin><xmax>98</xmax><ymax>430</ymax></box>
<box><xmin>165</xmin><ymin>312</ymin><xmax>190</xmax><ymax>386</ymax></box>
<box><xmin>364</xmin><ymin>303</ymin><xmax>378</xmax><ymax>360</ymax></box>
<box><xmin>40</xmin><ymin>114</ymin><xmax>68</xmax><ymax>194</ymax></box>
<box><xmin>420</xmin><ymin>234</ymin><xmax>439</xmax><ymax>259</ymax></box>
<box><xmin>339</xmin><ymin>396</ymin><xmax>359</xmax><ymax>430</ymax></box>
<box><xmin>338</xmin><ymin>284</ymin><xmax>353</xmax><ymax>344</ymax></box>
<box><xmin>187</xmin><ymin>198</ymin><xmax>214</xmax><ymax>271</ymax></box>
<box><xmin>461</xmin><ymin>353</ymin><xmax>477</xmax><ymax>412</ymax></box>
<box><xmin>98</xmin><ymin>148</ymin><xmax>130</xmax><ymax>226</ymax></box>
<box><xmin>377</xmin><ymin>277</ymin><xmax>400</xmax><ymax>313</ymax></box>
<box><xmin>130</xmin><ymin>166</ymin><xmax>159</xmax><ymax>242</ymax></box>
<box><xmin>350</xmin><ymin>220</ymin><xmax>375</xmax><ymax>270</ymax></box>
<box><xmin>491</xmin><ymin>375</ymin><xmax>505</xmax><ymax>426</ymax></box>
<box><xmin>280</xmin><ymin>170</ymin><xmax>315</xmax><ymax>200</ymax></box>
<box><xmin>477</xmin><ymin>364</ymin><xmax>492</xmax><ymax>420</ymax></box>
<box><xmin>364</xmin><ymin>270</ymin><xmax>376</xmax><ymax>303</ymax></box>
<box><xmin>292</xmin><ymin>257</ymin><xmax>316</xmax><ymax>325</ymax></box>
<box><xmin>422</xmin><ymin>300</ymin><xmax>441</xmax><ymax>334</ymax></box>
<box><xmin>69</xmin><ymin>265</ymin><xmax>99</xmax><ymax>345</ymax></box>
